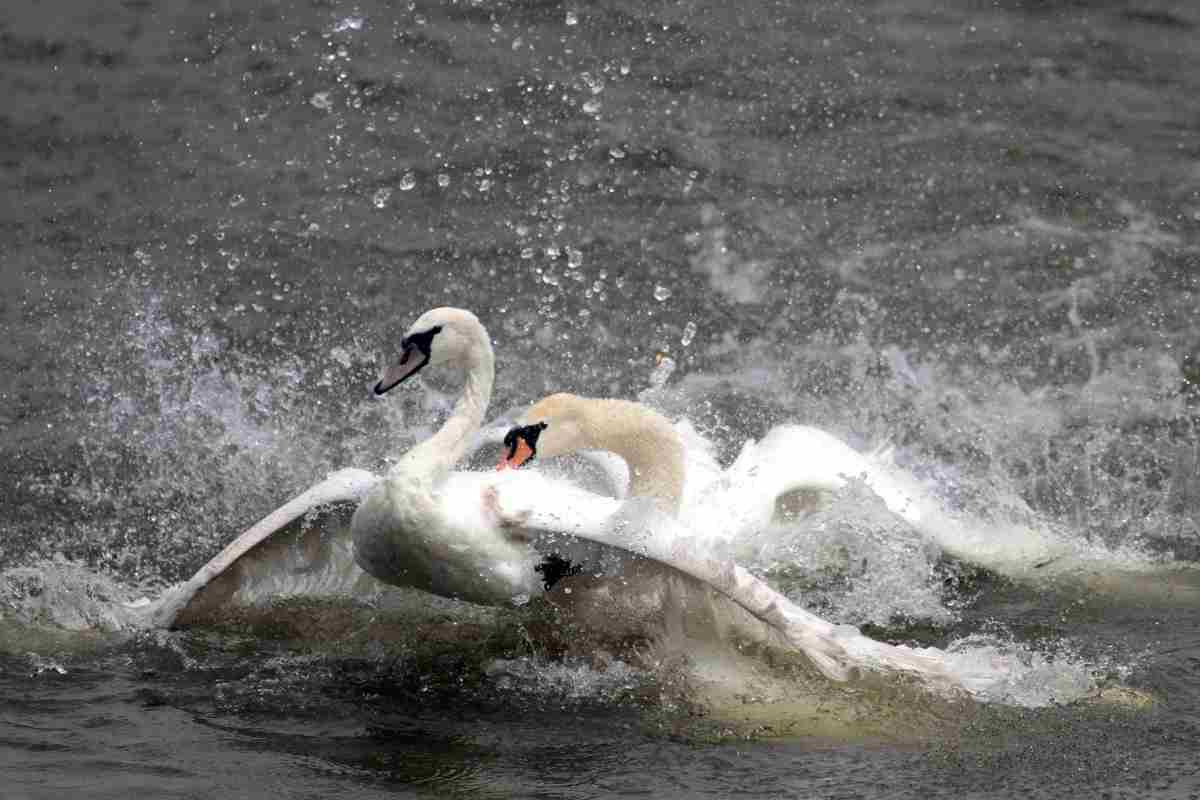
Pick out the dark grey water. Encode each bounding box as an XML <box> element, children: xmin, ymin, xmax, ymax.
<box><xmin>3</xmin><ymin>0</ymin><xmax>1200</xmax><ymax>796</ymax></box>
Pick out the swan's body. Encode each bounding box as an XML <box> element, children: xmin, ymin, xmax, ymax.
<box><xmin>349</xmin><ymin>308</ymin><xmax>545</xmax><ymax>605</ymax></box>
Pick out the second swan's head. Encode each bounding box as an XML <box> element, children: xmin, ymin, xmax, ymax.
<box><xmin>374</xmin><ymin>307</ymin><xmax>489</xmax><ymax>395</ymax></box>
<box><xmin>497</xmin><ymin>393</ymin><xmax>591</xmax><ymax>469</ymax></box>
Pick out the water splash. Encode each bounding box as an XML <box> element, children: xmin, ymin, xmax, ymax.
<box><xmin>747</xmin><ymin>483</ymin><xmax>955</xmax><ymax>627</ymax></box>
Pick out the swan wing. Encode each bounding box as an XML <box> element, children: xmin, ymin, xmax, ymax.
<box><xmin>528</xmin><ymin>497</ymin><xmax>971</xmax><ymax>690</ymax></box>
<box><xmin>496</xmin><ymin>478</ymin><xmax>1066</xmax><ymax>699</ymax></box>
<box><xmin>142</xmin><ymin>468</ymin><xmax>380</xmax><ymax>628</ymax></box>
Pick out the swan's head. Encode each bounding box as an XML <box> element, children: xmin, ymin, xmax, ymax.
<box><xmin>497</xmin><ymin>393</ymin><xmax>589</xmax><ymax>469</ymax></box>
<box><xmin>374</xmin><ymin>307</ymin><xmax>490</xmax><ymax>395</ymax></box>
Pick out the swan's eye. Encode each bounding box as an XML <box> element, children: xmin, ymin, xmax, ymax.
<box><xmin>400</xmin><ymin>324</ymin><xmax>443</xmax><ymax>358</ymax></box>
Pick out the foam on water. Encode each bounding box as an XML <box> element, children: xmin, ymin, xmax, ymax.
<box><xmin>939</xmin><ymin>633</ymin><xmax>1129</xmax><ymax>708</ymax></box>
<box><xmin>486</xmin><ymin>657</ymin><xmax>645</xmax><ymax>702</ymax></box>
<box><xmin>0</xmin><ymin>559</ymin><xmax>141</xmax><ymax>633</ymax></box>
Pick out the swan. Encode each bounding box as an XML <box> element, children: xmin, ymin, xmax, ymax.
<box><xmin>498</xmin><ymin>394</ymin><xmax>1200</xmax><ymax>598</ymax></box>
<box><xmin>347</xmin><ymin>307</ymin><xmax>548</xmax><ymax>605</ymax></box>
<box><xmin>140</xmin><ymin>307</ymin><xmax>547</xmax><ymax>625</ymax></box>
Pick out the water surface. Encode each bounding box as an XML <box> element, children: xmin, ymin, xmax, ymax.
<box><xmin>3</xmin><ymin>0</ymin><xmax>1200</xmax><ymax>796</ymax></box>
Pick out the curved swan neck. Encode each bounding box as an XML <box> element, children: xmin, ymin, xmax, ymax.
<box><xmin>390</xmin><ymin>322</ymin><xmax>494</xmax><ymax>480</ymax></box>
<box><xmin>574</xmin><ymin>398</ymin><xmax>685</xmax><ymax>514</ymax></box>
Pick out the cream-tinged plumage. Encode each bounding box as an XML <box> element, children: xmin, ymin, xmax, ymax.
<box><xmin>509</xmin><ymin>393</ymin><xmax>926</xmax><ymax>551</ymax></box>
<box><xmin>509</xmin><ymin>394</ymin><xmax>689</xmax><ymax>514</ymax></box>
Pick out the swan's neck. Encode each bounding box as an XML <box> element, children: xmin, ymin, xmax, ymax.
<box><xmin>391</xmin><ymin>343</ymin><xmax>494</xmax><ymax>481</ymax></box>
<box><xmin>581</xmin><ymin>399</ymin><xmax>685</xmax><ymax>514</ymax></box>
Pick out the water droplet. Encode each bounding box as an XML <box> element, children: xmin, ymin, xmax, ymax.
<box><xmin>185</xmin><ymin>233</ymin><xmax>198</xmax><ymax>246</ymax></box>
<box><xmin>333</xmin><ymin>15</ymin><xmax>365</xmax><ymax>32</ymax></box>
<box><xmin>567</xmin><ymin>247</ymin><xmax>583</xmax><ymax>268</ymax></box>
<box><xmin>541</xmin><ymin>272</ymin><xmax>560</xmax><ymax>287</ymax></box>
<box><xmin>372</xmin><ymin>187</ymin><xmax>392</xmax><ymax>209</ymax></box>
<box><xmin>511</xmin><ymin>593</ymin><xmax>530</xmax><ymax>607</ymax></box>
<box><xmin>520</xmin><ymin>247</ymin><xmax>535</xmax><ymax>260</ymax></box>
<box><xmin>565</xmin><ymin>11</ymin><xmax>578</xmax><ymax>25</ymax></box>
<box><xmin>437</xmin><ymin>173</ymin><xmax>450</xmax><ymax>188</ymax></box>
<box><xmin>227</xmin><ymin>255</ymin><xmax>240</xmax><ymax>271</ymax></box>
<box><xmin>681</xmin><ymin>321</ymin><xmax>697</xmax><ymax>346</ymax></box>
<box><xmin>309</xmin><ymin>91</ymin><xmax>332</xmax><ymax>110</ymax></box>
<box><xmin>582</xmin><ymin>99</ymin><xmax>601</xmax><ymax>115</ymax></box>
<box><xmin>229</xmin><ymin>194</ymin><xmax>245</xmax><ymax>208</ymax></box>
<box><xmin>399</xmin><ymin>172</ymin><xmax>416</xmax><ymax>191</ymax></box>
<box><xmin>608</xmin><ymin>147</ymin><xmax>625</xmax><ymax>160</ymax></box>
<box><xmin>653</xmin><ymin>284</ymin><xmax>672</xmax><ymax>302</ymax></box>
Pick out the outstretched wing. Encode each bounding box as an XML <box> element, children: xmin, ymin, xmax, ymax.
<box><xmin>145</xmin><ymin>468</ymin><xmax>380</xmax><ymax>628</ymax></box>
<box><xmin>509</xmin><ymin>488</ymin><xmax>973</xmax><ymax>694</ymax></box>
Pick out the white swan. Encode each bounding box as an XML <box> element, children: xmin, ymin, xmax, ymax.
<box><xmin>141</xmin><ymin>307</ymin><xmax>545</xmax><ymax>624</ymax></box>
<box><xmin>499</xmin><ymin>394</ymin><xmax>1200</xmax><ymax>600</ymax></box>
<box><xmin>348</xmin><ymin>307</ymin><xmax>548</xmax><ymax>605</ymax></box>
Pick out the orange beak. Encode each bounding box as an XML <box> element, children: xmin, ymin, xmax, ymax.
<box><xmin>496</xmin><ymin>437</ymin><xmax>536</xmax><ymax>471</ymax></box>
